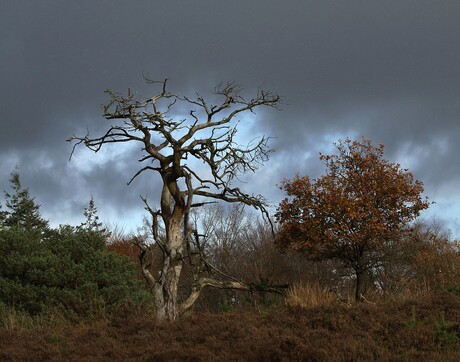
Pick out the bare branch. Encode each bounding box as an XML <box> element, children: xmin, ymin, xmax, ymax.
<box><xmin>68</xmin><ymin>78</ymin><xmax>281</xmax><ymax>320</ymax></box>
<box><xmin>127</xmin><ymin>166</ymin><xmax>162</xmax><ymax>185</ymax></box>
<box><xmin>180</xmin><ymin>277</ymin><xmax>288</xmax><ymax>314</ymax></box>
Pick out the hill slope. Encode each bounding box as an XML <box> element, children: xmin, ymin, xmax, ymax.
<box><xmin>1</xmin><ymin>293</ymin><xmax>459</xmax><ymax>361</ymax></box>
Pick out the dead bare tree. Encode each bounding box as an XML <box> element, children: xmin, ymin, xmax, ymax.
<box><xmin>68</xmin><ymin>79</ymin><xmax>285</xmax><ymax>321</ymax></box>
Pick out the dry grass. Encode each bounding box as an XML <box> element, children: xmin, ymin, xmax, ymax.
<box><xmin>0</xmin><ymin>304</ymin><xmax>65</xmax><ymax>330</ymax></box>
<box><xmin>0</xmin><ymin>292</ymin><xmax>459</xmax><ymax>361</ymax></box>
<box><xmin>285</xmin><ymin>282</ymin><xmax>345</xmax><ymax>308</ymax></box>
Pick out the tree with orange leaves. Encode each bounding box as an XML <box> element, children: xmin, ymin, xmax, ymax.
<box><xmin>276</xmin><ymin>138</ymin><xmax>430</xmax><ymax>301</ymax></box>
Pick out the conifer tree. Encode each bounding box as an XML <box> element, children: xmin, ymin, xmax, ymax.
<box><xmin>3</xmin><ymin>169</ymin><xmax>49</xmax><ymax>230</ymax></box>
<box><xmin>79</xmin><ymin>196</ymin><xmax>108</xmax><ymax>235</ymax></box>
<box><xmin>0</xmin><ymin>201</ymin><xmax>5</xmax><ymax>228</ymax></box>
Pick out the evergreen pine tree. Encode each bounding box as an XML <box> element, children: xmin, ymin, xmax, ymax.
<box><xmin>3</xmin><ymin>169</ymin><xmax>49</xmax><ymax>230</ymax></box>
<box><xmin>80</xmin><ymin>196</ymin><xmax>108</xmax><ymax>235</ymax></box>
<box><xmin>0</xmin><ymin>201</ymin><xmax>5</xmax><ymax>228</ymax></box>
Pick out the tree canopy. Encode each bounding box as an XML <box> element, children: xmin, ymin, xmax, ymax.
<box><xmin>276</xmin><ymin>138</ymin><xmax>430</xmax><ymax>301</ymax></box>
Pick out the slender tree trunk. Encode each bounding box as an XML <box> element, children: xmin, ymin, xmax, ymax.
<box><xmin>355</xmin><ymin>268</ymin><xmax>365</xmax><ymax>302</ymax></box>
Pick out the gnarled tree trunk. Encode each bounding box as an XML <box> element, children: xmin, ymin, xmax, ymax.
<box><xmin>68</xmin><ymin>79</ymin><xmax>283</xmax><ymax>321</ymax></box>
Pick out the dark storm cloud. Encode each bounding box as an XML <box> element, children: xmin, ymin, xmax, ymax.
<box><xmin>1</xmin><ymin>0</ymin><xmax>459</xmax><ymax>230</ymax></box>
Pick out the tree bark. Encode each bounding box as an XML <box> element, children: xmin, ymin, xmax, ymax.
<box><xmin>147</xmin><ymin>220</ymin><xmax>185</xmax><ymax>321</ymax></box>
<box><xmin>163</xmin><ymin>261</ymin><xmax>183</xmax><ymax>321</ymax></box>
<box><xmin>158</xmin><ymin>176</ymin><xmax>185</xmax><ymax>321</ymax></box>
<box><xmin>355</xmin><ymin>268</ymin><xmax>365</xmax><ymax>302</ymax></box>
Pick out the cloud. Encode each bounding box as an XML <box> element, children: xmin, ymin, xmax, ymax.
<box><xmin>1</xmin><ymin>0</ymin><xmax>459</xmax><ymax>232</ymax></box>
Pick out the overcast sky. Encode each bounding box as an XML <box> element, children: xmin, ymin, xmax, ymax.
<box><xmin>1</xmin><ymin>1</ymin><xmax>460</xmax><ymax>235</ymax></box>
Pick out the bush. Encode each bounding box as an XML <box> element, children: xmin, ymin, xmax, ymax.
<box><xmin>0</xmin><ymin>226</ymin><xmax>153</xmax><ymax>320</ymax></box>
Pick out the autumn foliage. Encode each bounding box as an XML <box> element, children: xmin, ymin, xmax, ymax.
<box><xmin>276</xmin><ymin>138</ymin><xmax>430</xmax><ymax>301</ymax></box>
<box><xmin>409</xmin><ymin>223</ymin><xmax>460</xmax><ymax>291</ymax></box>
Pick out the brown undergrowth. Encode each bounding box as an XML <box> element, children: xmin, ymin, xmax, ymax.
<box><xmin>0</xmin><ymin>293</ymin><xmax>459</xmax><ymax>361</ymax></box>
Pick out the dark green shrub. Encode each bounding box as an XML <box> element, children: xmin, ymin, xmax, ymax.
<box><xmin>0</xmin><ymin>226</ymin><xmax>152</xmax><ymax>319</ymax></box>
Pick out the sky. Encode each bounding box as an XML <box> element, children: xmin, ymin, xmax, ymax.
<box><xmin>1</xmin><ymin>1</ymin><xmax>460</xmax><ymax>235</ymax></box>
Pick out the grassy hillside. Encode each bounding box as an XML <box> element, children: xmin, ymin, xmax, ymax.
<box><xmin>0</xmin><ymin>292</ymin><xmax>459</xmax><ymax>361</ymax></box>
